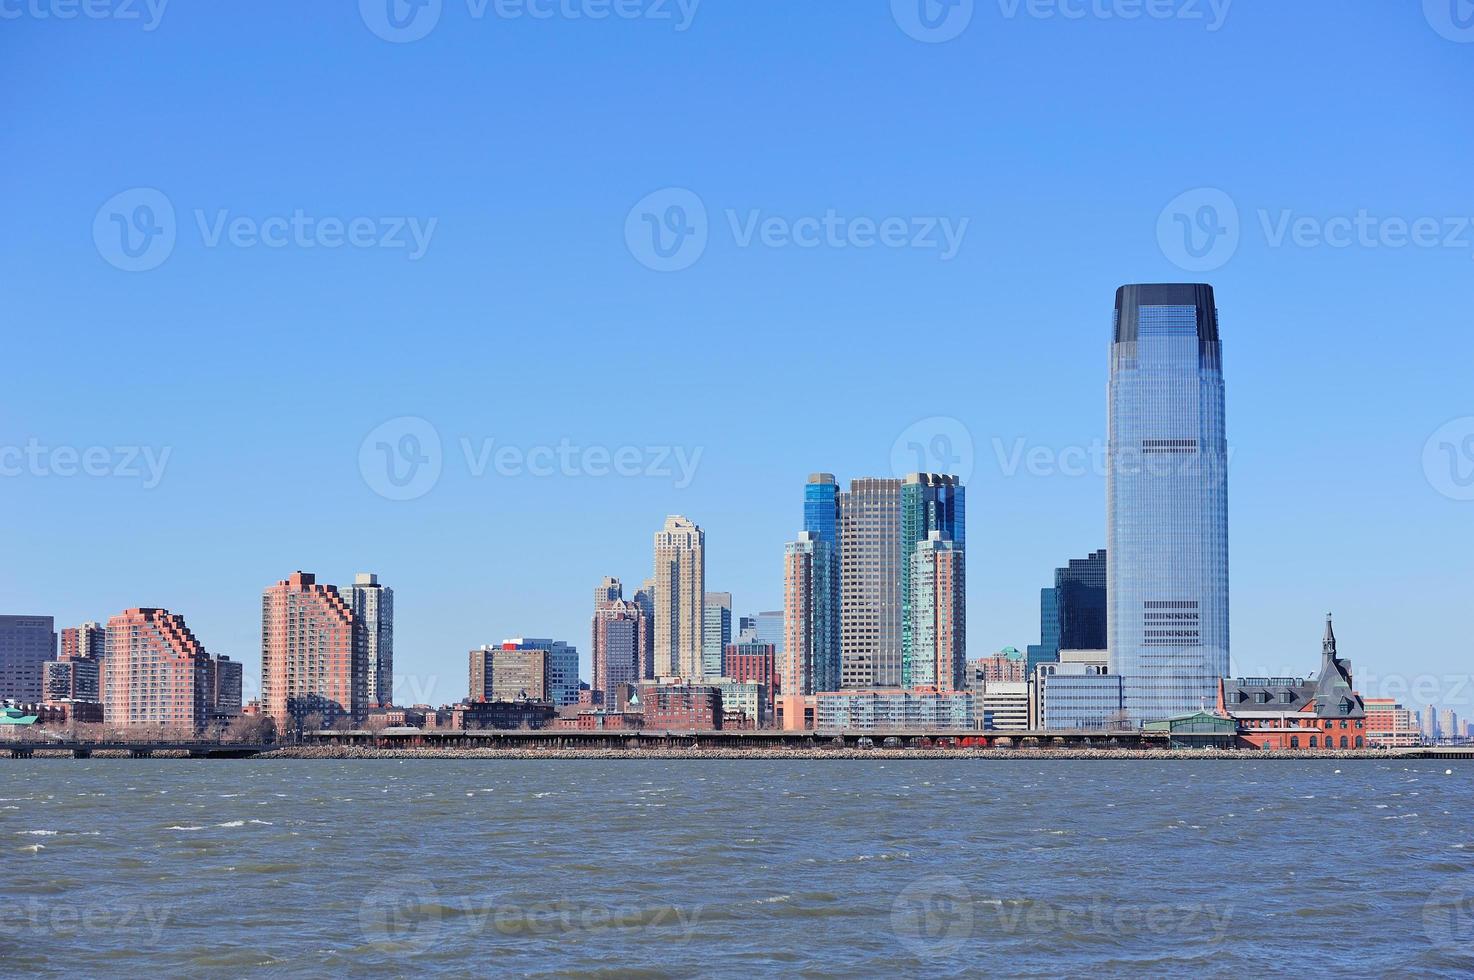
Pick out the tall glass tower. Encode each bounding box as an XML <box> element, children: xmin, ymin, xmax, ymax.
<box><xmin>1107</xmin><ymin>284</ymin><xmax>1228</xmax><ymax>724</ymax></box>
<box><xmin>900</xmin><ymin>473</ymin><xmax>965</xmax><ymax>687</ymax></box>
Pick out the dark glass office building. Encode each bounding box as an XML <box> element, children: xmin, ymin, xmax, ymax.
<box><xmin>1107</xmin><ymin>283</ymin><xmax>1229</xmax><ymax>724</ymax></box>
<box><xmin>1025</xmin><ymin>550</ymin><xmax>1107</xmax><ymax>676</ymax></box>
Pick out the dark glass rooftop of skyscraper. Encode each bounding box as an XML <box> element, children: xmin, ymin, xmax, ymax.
<box><xmin>1113</xmin><ymin>283</ymin><xmax>1218</xmax><ymax>344</ymax></box>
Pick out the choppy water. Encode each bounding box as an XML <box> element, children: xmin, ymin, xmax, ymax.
<box><xmin>2</xmin><ymin>759</ymin><xmax>1472</xmax><ymax>976</ymax></box>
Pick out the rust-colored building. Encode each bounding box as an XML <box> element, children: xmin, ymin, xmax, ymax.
<box><xmin>1219</xmin><ymin>616</ymin><xmax>1367</xmax><ymax>750</ymax></box>
<box><xmin>637</xmin><ymin>683</ymin><xmax>722</xmax><ymax>730</ymax></box>
<box><xmin>724</xmin><ymin>642</ymin><xmax>777</xmax><ymax>716</ymax></box>
<box><xmin>103</xmin><ymin>608</ymin><xmax>213</xmax><ymax>733</ymax></box>
<box><xmin>261</xmin><ymin>572</ymin><xmax>358</xmax><ymax>729</ymax></box>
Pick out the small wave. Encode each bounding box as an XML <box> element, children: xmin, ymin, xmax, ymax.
<box><xmin>217</xmin><ymin>820</ymin><xmax>245</xmax><ymax>828</ymax></box>
<box><xmin>16</xmin><ymin>830</ymin><xmax>58</xmax><ymax>836</ymax></box>
<box><xmin>166</xmin><ymin>825</ymin><xmax>206</xmax><ymax>831</ymax></box>
<box><xmin>19</xmin><ymin>844</ymin><xmax>44</xmax><ymax>853</ymax></box>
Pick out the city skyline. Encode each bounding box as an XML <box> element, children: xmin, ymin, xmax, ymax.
<box><xmin>6</xmin><ymin>275</ymin><xmax>1469</xmax><ymax>716</ymax></box>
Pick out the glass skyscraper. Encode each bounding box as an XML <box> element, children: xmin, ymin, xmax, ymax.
<box><xmin>1107</xmin><ymin>283</ymin><xmax>1229</xmax><ymax>724</ymax></box>
<box><xmin>899</xmin><ymin>473</ymin><xmax>965</xmax><ymax>687</ymax></box>
<box><xmin>1026</xmin><ymin>551</ymin><xmax>1107</xmax><ymax>677</ymax></box>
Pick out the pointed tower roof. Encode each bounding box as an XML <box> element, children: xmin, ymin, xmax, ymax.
<box><xmin>1313</xmin><ymin>613</ymin><xmax>1364</xmax><ymax>718</ymax></box>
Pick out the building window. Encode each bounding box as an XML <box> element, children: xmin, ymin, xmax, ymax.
<box><xmin>1290</xmin><ymin>736</ymin><xmax>1300</xmax><ymax>749</ymax></box>
<box><xmin>1309</xmin><ymin>736</ymin><xmax>1317</xmax><ymax>748</ymax></box>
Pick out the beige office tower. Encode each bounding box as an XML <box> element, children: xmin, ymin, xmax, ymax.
<box><xmin>839</xmin><ymin>478</ymin><xmax>903</xmax><ymax>688</ymax></box>
<box><xmin>652</xmin><ymin>515</ymin><xmax>705</xmax><ymax>679</ymax></box>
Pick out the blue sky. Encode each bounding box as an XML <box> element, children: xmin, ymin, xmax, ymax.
<box><xmin>3</xmin><ymin>1</ymin><xmax>1471</xmax><ymax>712</ymax></box>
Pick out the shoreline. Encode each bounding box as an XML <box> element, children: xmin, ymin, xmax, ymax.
<box><xmin>4</xmin><ymin>746</ymin><xmax>1446</xmax><ymax>761</ymax></box>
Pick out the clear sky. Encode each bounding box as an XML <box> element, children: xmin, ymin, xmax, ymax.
<box><xmin>3</xmin><ymin>1</ymin><xmax>1471</xmax><ymax>714</ymax></box>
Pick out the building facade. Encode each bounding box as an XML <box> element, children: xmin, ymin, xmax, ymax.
<box><xmin>260</xmin><ymin>571</ymin><xmax>359</xmax><ymax>728</ymax></box>
<box><xmin>342</xmin><ymin>573</ymin><xmax>393</xmax><ymax>709</ymax></box>
<box><xmin>839</xmin><ymin>477</ymin><xmax>902</xmax><ymax>687</ymax></box>
<box><xmin>1363</xmin><ymin>698</ymin><xmax>1421</xmax><ymax>748</ymax></box>
<box><xmin>503</xmin><ymin>638</ymin><xmax>578</xmax><ymax>707</ymax></box>
<box><xmin>0</xmin><ymin>615</ymin><xmax>56</xmax><ymax>703</ymax></box>
<box><xmin>637</xmin><ymin>683</ymin><xmax>722</xmax><ymax>730</ymax></box>
<box><xmin>701</xmin><ymin>592</ymin><xmax>732</xmax><ymax>680</ymax></box>
<box><xmin>813</xmin><ymin>688</ymin><xmax>975</xmax><ymax>731</ymax></box>
<box><xmin>60</xmin><ymin>621</ymin><xmax>106</xmax><ymax>662</ymax></box>
<box><xmin>592</xmin><ymin>583</ymin><xmax>647</xmax><ymax>704</ymax></box>
<box><xmin>724</xmin><ymin>641</ymin><xmax>777</xmax><ymax>715</ymax></box>
<box><xmin>653</xmin><ymin>516</ymin><xmax>705</xmax><ymax>679</ymax></box>
<box><xmin>899</xmin><ymin>473</ymin><xmax>965</xmax><ymax>686</ymax></box>
<box><xmin>1107</xmin><ymin>283</ymin><xmax>1230</xmax><ymax>724</ymax></box>
<box><xmin>212</xmin><ymin>655</ymin><xmax>244</xmax><ymax>717</ymax></box>
<box><xmin>103</xmin><ymin>608</ymin><xmax>213</xmax><ymax>732</ymax></box>
<box><xmin>908</xmin><ymin>531</ymin><xmax>966</xmax><ymax>691</ymax></box>
<box><xmin>1039</xmin><ymin>665</ymin><xmax>1123</xmax><ymax>731</ymax></box>
<box><xmin>44</xmin><ymin>657</ymin><xmax>101</xmax><ymax>704</ymax></box>
<box><xmin>783</xmin><ymin>530</ymin><xmax>840</xmax><ymax>697</ymax></box>
<box><xmin>1219</xmin><ymin>616</ymin><xmax>1366</xmax><ymax>750</ymax></box>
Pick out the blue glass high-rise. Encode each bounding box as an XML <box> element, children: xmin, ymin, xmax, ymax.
<box><xmin>1107</xmin><ymin>284</ymin><xmax>1229</xmax><ymax>724</ymax></box>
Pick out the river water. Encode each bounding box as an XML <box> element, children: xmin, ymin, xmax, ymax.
<box><xmin>1</xmin><ymin>759</ymin><xmax>1471</xmax><ymax>976</ymax></box>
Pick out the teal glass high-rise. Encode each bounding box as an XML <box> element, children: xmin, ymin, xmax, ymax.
<box><xmin>899</xmin><ymin>473</ymin><xmax>965</xmax><ymax>687</ymax></box>
<box><xmin>1107</xmin><ymin>284</ymin><xmax>1229</xmax><ymax>724</ymax></box>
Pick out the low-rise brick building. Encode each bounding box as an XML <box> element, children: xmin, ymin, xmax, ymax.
<box><xmin>1219</xmin><ymin>616</ymin><xmax>1367</xmax><ymax>750</ymax></box>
